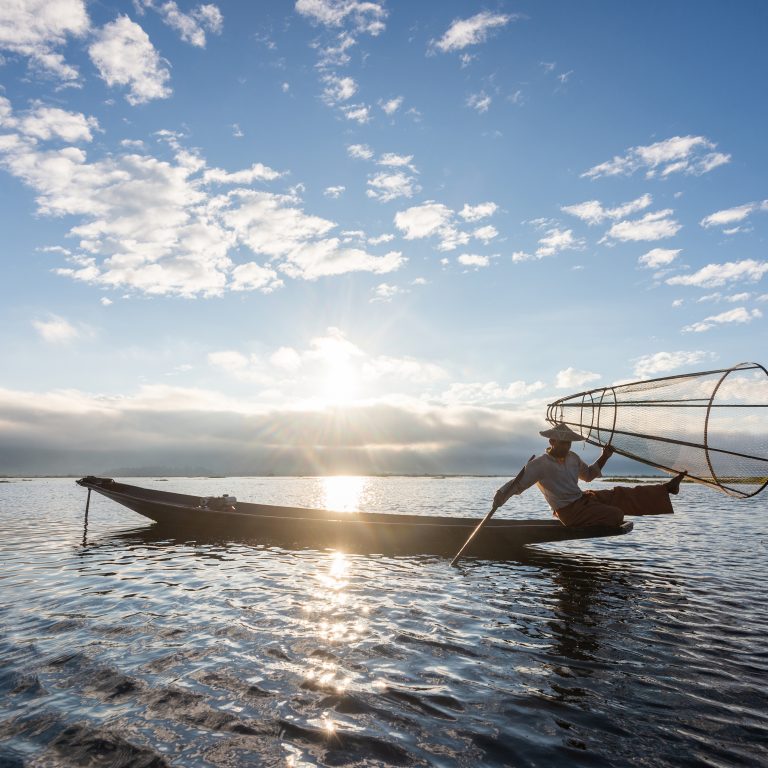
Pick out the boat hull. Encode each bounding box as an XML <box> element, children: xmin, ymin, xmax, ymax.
<box><xmin>77</xmin><ymin>477</ymin><xmax>633</xmax><ymax>559</ymax></box>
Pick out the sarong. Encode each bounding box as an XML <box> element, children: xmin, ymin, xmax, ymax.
<box><xmin>555</xmin><ymin>483</ymin><xmax>673</xmax><ymax>527</ymax></box>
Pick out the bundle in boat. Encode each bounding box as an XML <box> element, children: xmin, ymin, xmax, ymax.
<box><xmin>546</xmin><ymin>362</ymin><xmax>768</xmax><ymax>498</ymax></box>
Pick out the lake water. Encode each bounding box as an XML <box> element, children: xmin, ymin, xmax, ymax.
<box><xmin>0</xmin><ymin>476</ymin><xmax>766</xmax><ymax>767</ymax></box>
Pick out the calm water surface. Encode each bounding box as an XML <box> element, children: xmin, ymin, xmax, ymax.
<box><xmin>0</xmin><ymin>476</ymin><xmax>766</xmax><ymax>767</ymax></box>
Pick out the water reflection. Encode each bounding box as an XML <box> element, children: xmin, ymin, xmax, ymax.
<box><xmin>465</xmin><ymin>550</ymin><xmax>651</xmax><ymax>687</ymax></box>
<box><xmin>299</xmin><ymin>551</ymin><xmax>368</xmax><ymax>703</ymax></box>
<box><xmin>321</xmin><ymin>476</ymin><xmax>366</xmax><ymax>512</ymax></box>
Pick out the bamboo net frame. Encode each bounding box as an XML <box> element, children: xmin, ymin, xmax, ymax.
<box><xmin>546</xmin><ymin>362</ymin><xmax>768</xmax><ymax>498</ymax></box>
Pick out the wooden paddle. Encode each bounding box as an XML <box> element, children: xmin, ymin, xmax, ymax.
<box><xmin>450</xmin><ymin>455</ymin><xmax>535</xmax><ymax>567</ymax></box>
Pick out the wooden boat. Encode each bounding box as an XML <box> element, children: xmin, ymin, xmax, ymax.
<box><xmin>77</xmin><ymin>476</ymin><xmax>633</xmax><ymax>559</ymax></box>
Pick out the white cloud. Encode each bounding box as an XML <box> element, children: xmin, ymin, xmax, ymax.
<box><xmin>211</xmin><ymin>328</ymin><xmax>449</xmax><ymax>399</ymax></box>
<box><xmin>682</xmin><ymin>307</ymin><xmax>762</xmax><ymax>333</ymax></box>
<box><xmin>379</xmin><ymin>96</ymin><xmax>403</xmax><ymax>115</ymax></box>
<box><xmin>348</xmin><ymin>150</ymin><xmax>421</xmax><ymax>203</ymax></box>
<box><xmin>324</xmin><ymin>185</ymin><xmax>345</xmax><ymax>198</ymax></box>
<box><xmin>562</xmin><ymin>193</ymin><xmax>652</xmax><ymax>225</ymax></box>
<box><xmin>433</xmin><ymin>11</ymin><xmax>513</xmax><ymax>53</ymax></box>
<box><xmin>32</xmin><ymin>314</ymin><xmax>79</xmax><ymax>343</ymax></box>
<box><xmin>700</xmin><ymin>201</ymin><xmax>768</xmax><ymax>229</ymax></box>
<box><xmin>666</xmin><ymin>259</ymin><xmax>768</xmax><ymax>288</ymax></box>
<box><xmin>208</xmin><ymin>349</ymin><xmax>250</xmax><ymax>373</ymax></box>
<box><xmin>224</xmin><ymin>191</ymin><xmax>406</xmax><ymax>280</ymax></box>
<box><xmin>136</xmin><ymin>1</ymin><xmax>223</xmax><ymax>47</ymax></box>
<box><xmin>368</xmin><ymin>233</ymin><xmax>394</xmax><ymax>245</ymax></box>
<box><xmin>437</xmin><ymin>379</ymin><xmax>545</xmax><ymax>405</ymax></box>
<box><xmin>203</xmin><ymin>162</ymin><xmax>283</xmax><ymax>185</ymax></box>
<box><xmin>279</xmin><ymin>241</ymin><xmax>405</xmax><ymax>280</ymax></box>
<box><xmin>511</xmin><ymin>250</ymin><xmax>535</xmax><ymax>262</ymax></box>
<box><xmin>394</xmin><ymin>201</ymin><xmax>453</xmax><ymax>239</ymax></box>
<box><xmin>536</xmin><ymin>228</ymin><xmax>583</xmax><ymax>258</ymax></box>
<box><xmin>100</xmin><ymin>297</ymin><xmax>113</xmax><ymax>306</ymax></box>
<box><xmin>0</xmin><ymin>98</ymin><xmax>406</xmax><ymax>296</ymax></box>
<box><xmin>377</xmin><ymin>152</ymin><xmax>415</xmax><ymax>169</ymax></box>
<box><xmin>393</xmin><ymin>201</ymin><xmax>498</xmax><ymax>252</ymax></box>
<box><xmin>436</xmin><ymin>228</ymin><xmax>470</xmax><ymax>252</ymax></box>
<box><xmin>393</xmin><ymin>201</ymin><xmax>471</xmax><ymax>252</ymax></box>
<box><xmin>467</xmin><ymin>91</ymin><xmax>491</xmax><ymax>113</ymax></box>
<box><xmin>0</xmin><ymin>0</ymin><xmax>89</xmax><ymax>82</ymax></box>
<box><xmin>473</xmin><ymin>225</ymin><xmax>498</xmax><ymax>243</ymax></box>
<box><xmin>582</xmin><ymin>135</ymin><xmax>730</xmax><ymax>180</ymax></box>
<box><xmin>347</xmin><ymin>143</ymin><xmax>373</xmax><ymax>160</ymax></box>
<box><xmin>555</xmin><ymin>367</ymin><xmax>600</xmax><ymax>389</ymax></box>
<box><xmin>458</xmin><ymin>253</ymin><xmax>490</xmax><ymax>268</ymax></box>
<box><xmin>370</xmin><ymin>282</ymin><xmax>403</xmax><ymax>302</ymax></box>
<box><xmin>639</xmin><ymin>247</ymin><xmax>681</xmax><ymax>269</ymax></box>
<box><xmin>89</xmin><ymin>16</ymin><xmax>172</xmax><ymax>105</ymax></box>
<box><xmin>314</xmin><ymin>32</ymin><xmax>357</xmax><ymax>68</ymax></box>
<box><xmin>603</xmin><ymin>210</ymin><xmax>681</xmax><ymax>242</ymax></box>
<box><xmin>697</xmin><ymin>292</ymin><xmax>752</xmax><ymax>304</ymax></box>
<box><xmin>366</xmin><ymin>171</ymin><xmax>419</xmax><ymax>203</ymax></box>
<box><xmin>460</xmin><ymin>202</ymin><xmax>498</xmax><ymax>222</ymax></box>
<box><xmin>295</xmin><ymin>0</ymin><xmax>387</xmax><ymax>35</ymax></box>
<box><xmin>342</xmin><ymin>104</ymin><xmax>371</xmax><ymax>123</ymax></box>
<box><xmin>17</xmin><ymin>103</ymin><xmax>99</xmax><ymax>143</ymax></box>
<box><xmin>632</xmin><ymin>350</ymin><xmax>713</xmax><ymax>379</ymax></box>
<box><xmin>230</xmin><ymin>262</ymin><xmax>283</xmax><ymax>293</ymax></box>
<box><xmin>364</xmin><ymin>359</ymin><xmax>447</xmax><ymax>387</ymax></box>
<box><xmin>322</xmin><ymin>73</ymin><xmax>357</xmax><ymax>103</ymax></box>
<box><xmin>270</xmin><ymin>346</ymin><xmax>302</xmax><ymax>372</ymax></box>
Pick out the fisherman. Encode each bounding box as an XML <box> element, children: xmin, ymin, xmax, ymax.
<box><xmin>493</xmin><ymin>423</ymin><xmax>687</xmax><ymax>527</ymax></box>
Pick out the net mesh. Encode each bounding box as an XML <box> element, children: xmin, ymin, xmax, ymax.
<box><xmin>546</xmin><ymin>362</ymin><xmax>768</xmax><ymax>498</ymax></box>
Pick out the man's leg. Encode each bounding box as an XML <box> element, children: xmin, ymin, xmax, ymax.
<box><xmin>588</xmin><ymin>481</ymin><xmax>678</xmax><ymax>516</ymax></box>
<box><xmin>556</xmin><ymin>494</ymin><xmax>624</xmax><ymax>527</ymax></box>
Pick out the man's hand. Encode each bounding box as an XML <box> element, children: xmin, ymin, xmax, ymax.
<box><xmin>493</xmin><ymin>478</ymin><xmax>517</xmax><ymax>510</ymax></box>
<box><xmin>493</xmin><ymin>487</ymin><xmax>508</xmax><ymax>510</ymax></box>
<box><xmin>597</xmin><ymin>445</ymin><xmax>615</xmax><ymax>469</ymax></box>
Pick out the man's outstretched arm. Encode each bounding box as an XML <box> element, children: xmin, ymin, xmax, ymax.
<box><xmin>596</xmin><ymin>445</ymin><xmax>614</xmax><ymax>470</ymax></box>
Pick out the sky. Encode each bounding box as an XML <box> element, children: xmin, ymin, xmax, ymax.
<box><xmin>0</xmin><ymin>0</ymin><xmax>766</xmax><ymax>476</ymax></box>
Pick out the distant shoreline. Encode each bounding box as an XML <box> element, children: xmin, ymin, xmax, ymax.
<box><xmin>1</xmin><ymin>473</ymin><xmax>670</xmax><ymax>480</ymax></box>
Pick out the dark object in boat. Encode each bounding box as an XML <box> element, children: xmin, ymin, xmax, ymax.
<box><xmin>77</xmin><ymin>476</ymin><xmax>632</xmax><ymax>559</ymax></box>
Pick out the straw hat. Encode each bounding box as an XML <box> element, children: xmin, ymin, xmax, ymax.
<box><xmin>539</xmin><ymin>423</ymin><xmax>585</xmax><ymax>442</ymax></box>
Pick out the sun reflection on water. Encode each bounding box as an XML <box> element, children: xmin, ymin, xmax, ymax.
<box><xmin>321</xmin><ymin>475</ymin><xmax>366</xmax><ymax>512</ymax></box>
<box><xmin>298</xmin><ymin>550</ymin><xmax>372</xmax><ymax>711</ymax></box>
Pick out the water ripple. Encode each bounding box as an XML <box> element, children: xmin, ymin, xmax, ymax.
<box><xmin>0</xmin><ymin>478</ymin><xmax>766</xmax><ymax>766</ymax></box>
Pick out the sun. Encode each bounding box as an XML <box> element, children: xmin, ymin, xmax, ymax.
<box><xmin>321</xmin><ymin>359</ymin><xmax>359</xmax><ymax>405</ymax></box>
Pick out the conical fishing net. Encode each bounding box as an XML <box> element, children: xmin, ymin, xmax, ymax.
<box><xmin>546</xmin><ymin>362</ymin><xmax>768</xmax><ymax>498</ymax></box>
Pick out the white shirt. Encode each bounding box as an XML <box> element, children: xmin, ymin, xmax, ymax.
<box><xmin>509</xmin><ymin>451</ymin><xmax>602</xmax><ymax>512</ymax></box>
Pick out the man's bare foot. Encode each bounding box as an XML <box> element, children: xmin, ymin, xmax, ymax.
<box><xmin>667</xmin><ymin>471</ymin><xmax>687</xmax><ymax>495</ymax></box>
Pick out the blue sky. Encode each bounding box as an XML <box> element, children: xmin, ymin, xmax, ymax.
<box><xmin>0</xmin><ymin>1</ymin><xmax>766</xmax><ymax>475</ymax></box>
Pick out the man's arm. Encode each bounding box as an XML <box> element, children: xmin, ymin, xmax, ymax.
<box><xmin>579</xmin><ymin>445</ymin><xmax>614</xmax><ymax>482</ymax></box>
<box><xmin>493</xmin><ymin>458</ymin><xmax>537</xmax><ymax>509</ymax></box>
<box><xmin>596</xmin><ymin>445</ymin><xmax>614</xmax><ymax>470</ymax></box>
<box><xmin>493</xmin><ymin>477</ymin><xmax>519</xmax><ymax>509</ymax></box>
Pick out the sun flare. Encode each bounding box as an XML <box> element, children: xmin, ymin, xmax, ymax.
<box><xmin>321</xmin><ymin>361</ymin><xmax>359</xmax><ymax>405</ymax></box>
<box><xmin>322</xmin><ymin>476</ymin><xmax>365</xmax><ymax>512</ymax></box>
